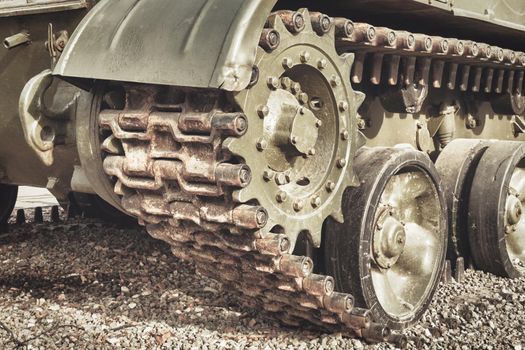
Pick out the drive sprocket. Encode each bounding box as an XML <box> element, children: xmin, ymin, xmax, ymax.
<box><xmin>226</xmin><ymin>8</ymin><xmax>363</xmax><ymax>249</ymax></box>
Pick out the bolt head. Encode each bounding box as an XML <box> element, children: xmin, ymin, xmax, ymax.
<box><xmin>293</xmin><ymin>200</ymin><xmax>304</xmax><ymax>212</ymax></box>
<box><xmin>275</xmin><ymin>173</ymin><xmax>288</xmax><ymax>185</ymax></box>
<box><xmin>291</xmin><ymin>82</ymin><xmax>301</xmax><ymax>94</ymax></box>
<box><xmin>300</xmin><ymin>51</ymin><xmax>311</xmax><ymax>63</ymax></box>
<box><xmin>357</xmin><ymin>119</ymin><xmax>366</xmax><ymax>130</ymax></box>
<box><xmin>341</xmin><ymin>129</ymin><xmax>349</xmax><ymax>140</ymax></box>
<box><xmin>267</xmin><ymin>77</ymin><xmax>280</xmax><ymax>90</ymax></box>
<box><xmin>256</xmin><ymin>139</ymin><xmax>268</xmax><ymax>151</ymax></box>
<box><xmin>326</xmin><ymin>181</ymin><xmax>336</xmax><ymax>192</ymax></box>
<box><xmin>291</xmin><ymin>136</ymin><xmax>298</xmax><ymax>145</ymax></box>
<box><xmin>318</xmin><ymin>59</ymin><xmax>328</xmax><ymax>70</ymax></box>
<box><xmin>282</xmin><ymin>57</ymin><xmax>294</xmax><ymax>69</ymax></box>
<box><xmin>311</xmin><ymin>196</ymin><xmax>322</xmax><ymax>208</ymax></box>
<box><xmin>308</xmin><ymin>148</ymin><xmax>316</xmax><ymax>156</ymax></box>
<box><xmin>339</xmin><ymin>101</ymin><xmax>349</xmax><ymax>112</ymax></box>
<box><xmin>263</xmin><ymin>170</ymin><xmax>275</xmax><ymax>182</ymax></box>
<box><xmin>276</xmin><ymin>191</ymin><xmax>287</xmax><ymax>203</ymax></box>
<box><xmin>257</xmin><ymin>105</ymin><xmax>269</xmax><ymax>118</ymax></box>
<box><xmin>337</xmin><ymin>158</ymin><xmax>347</xmax><ymax>168</ymax></box>
<box><xmin>315</xmin><ymin>120</ymin><xmax>323</xmax><ymax>128</ymax></box>
<box><xmin>330</xmin><ymin>75</ymin><xmax>342</xmax><ymax>87</ymax></box>
<box><xmin>298</xmin><ymin>93</ymin><xmax>309</xmax><ymax>105</ymax></box>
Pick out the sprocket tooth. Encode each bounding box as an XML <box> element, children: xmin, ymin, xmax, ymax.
<box><xmin>340</xmin><ymin>52</ymin><xmax>355</xmax><ymax>67</ymax></box>
<box><xmin>267</xmin><ymin>12</ymin><xmax>289</xmax><ymax>36</ymax></box>
<box><xmin>356</xmin><ymin>131</ymin><xmax>367</xmax><ymax>149</ymax></box>
<box><xmin>222</xmin><ymin>137</ymin><xmax>243</xmax><ymax>156</ymax></box>
<box><xmin>298</xmin><ymin>8</ymin><xmax>314</xmax><ymax>34</ymax></box>
<box><xmin>310</xmin><ymin>226</ymin><xmax>322</xmax><ymax>248</ymax></box>
<box><xmin>355</xmin><ymin>91</ymin><xmax>366</xmax><ymax>107</ymax></box>
<box><xmin>233</xmin><ymin>187</ymin><xmax>256</xmax><ymax>204</ymax></box>
<box><xmin>330</xmin><ymin>209</ymin><xmax>345</xmax><ymax>224</ymax></box>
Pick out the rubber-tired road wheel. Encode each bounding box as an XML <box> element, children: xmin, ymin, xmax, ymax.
<box><xmin>468</xmin><ymin>141</ymin><xmax>525</xmax><ymax>278</ymax></box>
<box><xmin>0</xmin><ymin>184</ymin><xmax>18</xmax><ymax>224</ymax></box>
<box><xmin>435</xmin><ymin>139</ymin><xmax>491</xmax><ymax>269</ymax></box>
<box><xmin>323</xmin><ymin>147</ymin><xmax>447</xmax><ymax>329</ymax></box>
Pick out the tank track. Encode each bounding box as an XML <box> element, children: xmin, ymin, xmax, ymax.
<box><xmin>95</xmin><ymin>10</ymin><xmax>525</xmax><ymax>346</ymax></box>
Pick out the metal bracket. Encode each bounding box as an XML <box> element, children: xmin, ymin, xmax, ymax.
<box><xmin>19</xmin><ymin>69</ymin><xmax>78</xmax><ymax>166</ymax></box>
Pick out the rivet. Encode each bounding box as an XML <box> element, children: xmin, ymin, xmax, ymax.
<box><xmin>299</xmin><ymin>107</ymin><xmax>305</xmax><ymax>115</ymax></box>
<box><xmin>315</xmin><ymin>120</ymin><xmax>323</xmax><ymax>128</ymax></box>
<box><xmin>257</xmin><ymin>105</ymin><xmax>269</xmax><ymax>118</ymax></box>
<box><xmin>281</xmin><ymin>77</ymin><xmax>293</xmax><ymax>89</ymax></box>
<box><xmin>326</xmin><ymin>181</ymin><xmax>336</xmax><ymax>192</ymax></box>
<box><xmin>308</xmin><ymin>148</ymin><xmax>316</xmax><ymax>156</ymax></box>
<box><xmin>311</xmin><ymin>196</ymin><xmax>322</xmax><ymax>208</ymax></box>
<box><xmin>300</xmin><ymin>51</ymin><xmax>311</xmax><ymax>63</ymax></box>
<box><xmin>293</xmin><ymin>200</ymin><xmax>304</xmax><ymax>212</ymax></box>
<box><xmin>318</xmin><ymin>59</ymin><xmax>327</xmax><ymax>70</ymax></box>
<box><xmin>267</xmin><ymin>76</ymin><xmax>280</xmax><ymax>90</ymax></box>
<box><xmin>337</xmin><ymin>158</ymin><xmax>347</xmax><ymax>168</ymax></box>
<box><xmin>256</xmin><ymin>139</ymin><xmax>267</xmax><ymax>151</ymax></box>
<box><xmin>282</xmin><ymin>57</ymin><xmax>294</xmax><ymax>69</ymax></box>
<box><xmin>341</xmin><ymin>129</ymin><xmax>349</xmax><ymax>140</ymax></box>
<box><xmin>291</xmin><ymin>136</ymin><xmax>299</xmax><ymax>144</ymax></box>
<box><xmin>276</xmin><ymin>191</ymin><xmax>287</xmax><ymax>203</ymax></box>
<box><xmin>339</xmin><ymin>101</ymin><xmax>349</xmax><ymax>112</ymax></box>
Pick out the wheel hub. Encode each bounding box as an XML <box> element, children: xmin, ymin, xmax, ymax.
<box><xmin>373</xmin><ymin>207</ymin><xmax>407</xmax><ymax>269</ymax></box>
<box><xmin>506</xmin><ymin>193</ymin><xmax>523</xmax><ymax>229</ymax></box>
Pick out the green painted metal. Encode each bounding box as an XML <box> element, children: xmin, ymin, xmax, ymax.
<box><xmin>53</xmin><ymin>0</ymin><xmax>278</xmax><ymax>92</ymax></box>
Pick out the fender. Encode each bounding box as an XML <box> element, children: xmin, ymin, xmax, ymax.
<box><xmin>53</xmin><ymin>0</ymin><xmax>277</xmax><ymax>91</ymax></box>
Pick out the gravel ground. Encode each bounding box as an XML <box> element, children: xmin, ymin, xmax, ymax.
<box><xmin>0</xmin><ymin>210</ymin><xmax>523</xmax><ymax>349</ymax></box>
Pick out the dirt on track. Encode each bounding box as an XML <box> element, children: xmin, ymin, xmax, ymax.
<box><xmin>0</xmin><ymin>210</ymin><xmax>523</xmax><ymax>349</ymax></box>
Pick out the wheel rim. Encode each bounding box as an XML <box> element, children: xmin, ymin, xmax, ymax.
<box><xmin>506</xmin><ymin>165</ymin><xmax>525</xmax><ymax>271</ymax></box>
<box><xmin>370</xmin><ymin>167</ymin><xmax>442</xmax><ymax>318</ymax></box>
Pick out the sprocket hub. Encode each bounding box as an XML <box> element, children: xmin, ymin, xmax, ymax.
<box><xmin>225</xmin><ymin>9</ymin><xmax>363</xmax><ymax>249</ymax></box>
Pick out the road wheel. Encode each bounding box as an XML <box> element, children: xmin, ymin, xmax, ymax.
<box><xmin>324</xmin><ymin>147</ymin><xmax>447</xmax><ymax>329</ymax></box>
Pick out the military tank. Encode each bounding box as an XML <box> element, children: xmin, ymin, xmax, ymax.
<box><xmin>3</xmin><ymin>0</ymin><xmax>525</xmax><ymax>344</ymax></box>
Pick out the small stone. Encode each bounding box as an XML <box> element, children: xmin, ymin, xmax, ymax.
<box><xmin>121</xmin><ymin>286</ymin><xmax>130</xmax><ymax>294</ymax></box>
<box><xmin>128</xmin><ymin>302</ymin><xmax>137</xmax><ymax>309</ymax></box>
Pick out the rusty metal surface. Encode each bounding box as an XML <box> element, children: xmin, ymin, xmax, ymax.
<box><xmin>53</xmin><ymin>0</ymin><xmax>277</xmax><ymax>91</ymax></box>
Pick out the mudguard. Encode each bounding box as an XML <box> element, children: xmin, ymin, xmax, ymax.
<box><xmin>53</xmin><ymin>0</ymin><xmax>277</xmax><ymax>91</ymax></box>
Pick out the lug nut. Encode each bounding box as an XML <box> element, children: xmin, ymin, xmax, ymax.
<box><xmin>337</xmin><ymin>158</ymin><xmax>347</xmax><ymax>168</ymax></box>
<box><xmin>257</xmin><ymin>105</ymin><xmax>269</xmax><ymax>118</ymax></box>
<box><xmin>276</xmin><ymin>191</ymin><xmax>288</xmax><ymax>203</ymax></box>
<box><xmin>357</xmin><ymin>118</ymin><xmax>367</xmax><ymax>130</ymax></box>
<box><xmin>311</xmin><ymin>196</ymin><xmax>322</xmax><ymax>208</ymax></box>
<box><xmin>326</xmin><ymin>181</ymin><xmax>336</xmax><ymax>192</ymax></box>
<box><xmin>281</xmin><ymin>77</ymin><xmax>292</xmax><ymax>89</ymax></box>
<box><xmin>308</xmin><ymin>148</ymin><xmax>316</xmax><ymax>156</ymax></box>
<box><xmin>300</xmin><ymin>51</ymin><xmax>311</xmax><ymax>63</ymax></box>
<box><xmin>318</xmin><ymin>59</ymin><xmax>327</xmax><ymax>69</ymax></box>
<box><xmin>293</xmin><ymin>200</ymin><xmax>304</xmax><ymax>212</ymax></box>
<box><xmin>315</xmin><ymin>120</ymin><xmax>323</xmax><ymax>128</ymax></box>
<box><xmin>339</xmin><ymin>101</ymin><xmax>349</xmax><ymax>112</ymax></box>
<box><xmin>267</xmin><ymin>76</ymin><xmax>280</xmax><ymax>90</ymax></box>
<box><xmin>256</xmin><ymin>139</ymin><xmax>268</xmax><ymax>151</ymax></box>
<box><xmin>341</xmin><ymin>129</ymin><xmax>349</xmax><ymax>140</ymax></box>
